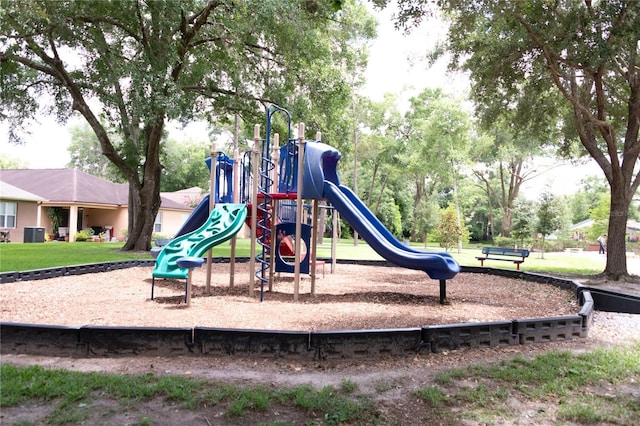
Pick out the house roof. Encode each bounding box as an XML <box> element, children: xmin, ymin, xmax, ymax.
<box><xmin>1</xmin><ymin>169</ymin><xmax>127</xmax><ymax>204</ymax></box>
<box><xmin>0</xmin><ymin>181</ymin><xmax>47</xmax><ymax>202</ymax></box>
<box><xmin>161</xmin><ymin>186</ymin><xmax>205</xmax><ymax>208</ymax></box>
<box><xmin>570</xmin><ymin>219</ymin><xmax>594</xmax><ymax>230</ymax></box>
<box><xmin>571</xmin><ymin>218</ymin><xmax>640</xmax><ymax>231</ymax></box>
<box><xmin>0</xmin><ymin>169</ymin><xmax>190</xmax><ymax>210</ymax></box>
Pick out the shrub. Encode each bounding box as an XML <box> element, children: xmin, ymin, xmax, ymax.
<box><xmin>492</xmin><ymin>236</ymin><xmax>514</xmax><ymax>248</ymax></box>
<box><xmin>75</xmin><ymin>229</ymin><xmax>94</xmax><ymax>241</ymax></box>
<box><xmin>433</xmin><ymin>206</ymin><xmax>470</xmax><ymax>251</ymax></box>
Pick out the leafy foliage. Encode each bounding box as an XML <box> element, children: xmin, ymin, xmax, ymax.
<box><xmin>511</xmin><ymin>198</ymin><xmax>536</xmax><ymax>247</ymax></box>
<box><xmin>536</xmin><ymin>190</ymin><xmax>567</xmax><ymax>257</ymax></box>
<box><xmin>588</xmin><ymin>194</ymin><xmax>610</xmax><ymax>241</ymax></box>
<box><xmin>536</xmin><ymin>191</ymin><xmax>564</xmax><ymax>237</ymax></box>
<box><xmin>401</xmin><ymin>89</ymin><xmax>472</xmax><ymax>241</ymax></box>
<box><xmin>434</xmin><ymin>205</ymin><xmax>469</xmax><ymax>251</ymax></box>
<box><xmin>160</xmin><ymin>139</ymin><xmax>212</xmax><ymax>192</ymax></box>
<box><xmin>0</xmin><ymin>154</ymin><xmax>27</xmax><ymax>169</ymax></box>
<box><xmin>1</xmin><ymin>0</ymin><xmax>376</xmax><ymax>250</ymax></box>
<box><xmin>381</xmin><ymin>0</ymin><xmax>640</xmax><ymax>276</ymax></box>
<box><xmin>67</xmin><ymin>122</ymin><xmax>124</xmax><ymax>183</ymax></box>
<box><xmin>471</xmin><ymin>119</ymin><xmax>543</xmax><ymax>238</ymax></box>
<box><xmin>569</xmin><ymin>175</ymin><xmax>609</xmax><ymax>223</ymax></box>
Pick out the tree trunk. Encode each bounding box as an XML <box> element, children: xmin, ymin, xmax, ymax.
<box><xmin>487</xmin><ymin>185</ymin><xmax>495</xmax><ymax>241</ymax></box>
<box><xmin>121</xmin><ymin>121</ymin><xmax>164</xmax><ymax>252</ymax></box>
<box><xmin>604</xmin><ymin>182</ymin><xmax>630</xmax><ymax>279</ymax></box>
<box><xmin>367</xmin><ymin>163</ymin><xmax>378</xmax><ymax>207</ymax></box>
<box><xmin>373</xmin><ymin>173</ymin><xmax>389</xmax><ymax>216</ymax></box>
<box><xmin>498</xmin><ymin>159</ymin><xmax>526</xmax><ymax>238</ymax></box>
<box><xmin>451</xmin><ymin>159</ymin><xmax>463</xmax><ymax>254</ymax></box>
<box><xmin>318</xmin><ymin>204</ymin><xmax>326</xmax><ymax>245</ymax></box>
<box><xmin>501</xmin><ymin>208</ymin><xmax>513</xmax><ymax>238</ymax></box>
<box><xmin>570</xmin><ymin>95</ymin><xmax>638</xmax><ymax>279</ymax></box>
<box><xmin>353</xmin><ymin>128</ymin><xmax>358</xmax><ymax>246</ymax></box>
<box><xmin>474</xmin><ymin>171</ymin><xmax>496</xmax><ymax>241</ymax></box>
<box><xmin>410</xmin><ymin>178</ymin><xmax>424</xmax><ymax>241</ymax></box>
<box><xmin>123</xmin><ymin>181</ymin><xmax>160</xmax><ymax>252</ymax></box>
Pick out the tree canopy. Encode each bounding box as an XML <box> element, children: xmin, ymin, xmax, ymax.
<box><xmin>377</xmin><ymin>0</ymin><xmax>640</xmax><ymax>279</ymax></box>
<box><xmin>1</xmin><ymin>0</ymin><xmax>376</xmax><ymax>250</ymax></box>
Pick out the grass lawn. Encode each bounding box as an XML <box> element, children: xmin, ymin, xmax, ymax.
<box><xmin>0</xmin><ymin>238</ymin><xmax>607</xmax><ymax>275</ymax></box>
<box><xmin>0</xmin><ymin>242</ymin><xmax>151</xmax><ymax>272</ymax></box>
<box><xmin>1</xmin><ymin>343</ymin><xmax>638</xmax><ymax>425</ymax></box>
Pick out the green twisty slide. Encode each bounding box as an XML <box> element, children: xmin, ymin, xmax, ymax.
<box><xmin>152</xmin><ymin>203</ymin><xmax>247</xmax><ymax>279</ymax></box>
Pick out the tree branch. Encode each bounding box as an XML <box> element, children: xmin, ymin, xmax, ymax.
<box><xmin>181</xmin><ymin>84</ymin><xmax>273</xmax><ymax>104</ymax></box>
<box><xmin>73</xmin><ymin>15</ymin><xmax>141</xmax><ymax>42</ymax></box>
<box><xmin>516</xmin><ymin>15</ymin><xmax>613</xmax><ymax>132</ymax></box>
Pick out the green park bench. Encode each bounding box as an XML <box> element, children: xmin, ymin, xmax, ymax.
<box><xmin>476</xmin><ymin>247</ymin><xmax>530</xmax><ymax>270</ymax></box>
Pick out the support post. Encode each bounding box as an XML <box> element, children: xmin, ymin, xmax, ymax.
<box><xmin>36</xmin><ymin>202</ymin><xmax>42</xmax><ymax>229</ymax></box>
<box><xmin>331</xmin><ymin>208</ymin><xmax>338</xmax><ymax>273</ymax></box>
<box><xmin>205</xmin><ymin>142</ymin><xmax>217</xmax><ymax>294</ymax></box>
<box><xmin>439</xmin><ymin>279</ymin><xmax>448</xmax><ymax>305</ymax></box>
<box><xmin>310</xmin><ymin>198</ymin><xmax>319</xmax><ymax>295</ymax></box>
<box><xmin>269</xmin><ymin>133</ymin><xmax>280</xmax><ymax>292</ymax></box>
<box><xmin>186</xmin><ymin>269</ymin><xmax>194</xmax><ymax>306</ymax></box>
<box><xmin>229</xmin><ymin>114</ymin><xmax>240</xmax><ymax>288</ymax></box>
<box><xmin>68</xmin><ymin>205</ymin><xmax>78</xmax><ymax>242</ymax></box>
<box><xmin>249</xmin><ymin>124</ymin><xmax>260</xmax><ymax>298</ymax></box>
<box><xmin>293</xmin><ymin>123</ymin><xmax>305</xmax><ymax>301</ymax></box>
<box><xmin>177</xmin><ymin>257</ymin><xmax>205</xmax><ymax>307</ymax></box>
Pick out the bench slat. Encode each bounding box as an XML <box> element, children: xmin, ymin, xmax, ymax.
<box><xmin>478</xmin><ymin>257</ymin><xmax>524</xmax><ymax>263</ymax></box>
<box><xmin>477</xmin><ymin>247</ymin><xmax>529</xmax><ymax>270</ymax></box>
<box><xmin>481</xmin><ymin>247</ymin><xmax>529</xmax><ymax>257</ymax></box>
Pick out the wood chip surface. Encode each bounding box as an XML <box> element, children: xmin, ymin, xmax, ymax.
<box><xmin>0</xmin><ymin>264</ymin><xmax>578</xmax><ymax>330</ymax></box>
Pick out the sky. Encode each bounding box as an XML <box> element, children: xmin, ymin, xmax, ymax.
<box><xmin>0</xmin><ymin>4</ymin><xmax>601</xmax><ymax>198</ymax></box>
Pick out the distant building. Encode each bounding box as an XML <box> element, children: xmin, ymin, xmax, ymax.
<box><xmin>570</xmin><ymin>218</ymin><xmax>640</xmax><ymax>242</ymax></box>
<box><xmin>0</xmin><ymin>169</ymin><xmax>197</xmax><ymax>243</ymax></box>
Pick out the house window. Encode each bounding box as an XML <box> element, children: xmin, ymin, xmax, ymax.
<box><xmin>0</xmin><ymin>202</ymin><xmax>17</xmax><ymax>228</ymax></box>
<box><xmin>154</xmin><ymin>212</ymin><xmax>162</xmax><ymax>233</ymax></box>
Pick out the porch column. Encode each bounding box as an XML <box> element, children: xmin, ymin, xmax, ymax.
<box><xmin>69</xmin><ymin>205</ymin><xmax>78</xmax><ymax>242</ymax></box>
<box><xmin>36</xmin><ymin>202</ymin><xmax>42</xmax><ymax>227</ymax></box>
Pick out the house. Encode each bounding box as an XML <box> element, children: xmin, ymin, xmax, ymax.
<box><xmin>0</xmin><ymin>169</ymin><xmax>198</xmax><ymax>243</ymax></box>
<box><xmin>570</xmin><ymin>218</ymin><xmax>640</xmax><ymax>242</ymax></box>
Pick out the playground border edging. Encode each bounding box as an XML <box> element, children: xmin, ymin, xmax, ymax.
<box><xmin>2</xmin><ymin>259</ymin><xmax>637</xmax><ymax>360</ymax></box>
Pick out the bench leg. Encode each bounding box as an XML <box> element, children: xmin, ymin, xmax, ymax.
<box><xmin>439</xmin><ymin>279</ymin><xmax>448</xmax><ymax>305</ymax></box>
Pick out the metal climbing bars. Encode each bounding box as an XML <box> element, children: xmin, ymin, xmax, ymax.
<box><xmin>254</xmin><ymin>105</ymin><xmax>292</xmax><ymax>301</ymax></box>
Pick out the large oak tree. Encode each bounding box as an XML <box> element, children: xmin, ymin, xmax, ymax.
<box><xmin>1</xmin><ymin>0</ymin><xmax>374</xmax><ymax>250</ymax></box>
<box><xmin>377</xmin><ymin>0</ymin><xmax>640</xmax><ymax>279</ymax></box>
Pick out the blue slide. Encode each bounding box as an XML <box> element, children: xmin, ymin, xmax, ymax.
<box><xmin>302</xmin><ymin>142</ymin><xmax>460</xmax><ymax>281</ymax></box>
<box><xmin>173</xmin><ymin>153</ymin><xmax>233</xmax><ymax>238</ymax></box>
<box><xmin>174</xmin><ymin>194</ymin><xmax>211</xmax><ymax>237</ymax></box>
<box><xmin>337</xmin><ymin>184</ymin><xmax>455</xmax><ymax>261</ymax></box>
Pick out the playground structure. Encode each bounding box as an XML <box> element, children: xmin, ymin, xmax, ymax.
<box><xmin>151</xmin><ymin>105</ymin><xmax>461</xmax><ymax>304</ymax></box>
<box><xmin>4</xmin><ymin>104</ymin><xmax>638</xmax><ymax>359</ymax></box>
<box><xmin>3</xmin><ymin>110</ymin><xmax>638</xmax><ymax>361</ymax></box>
